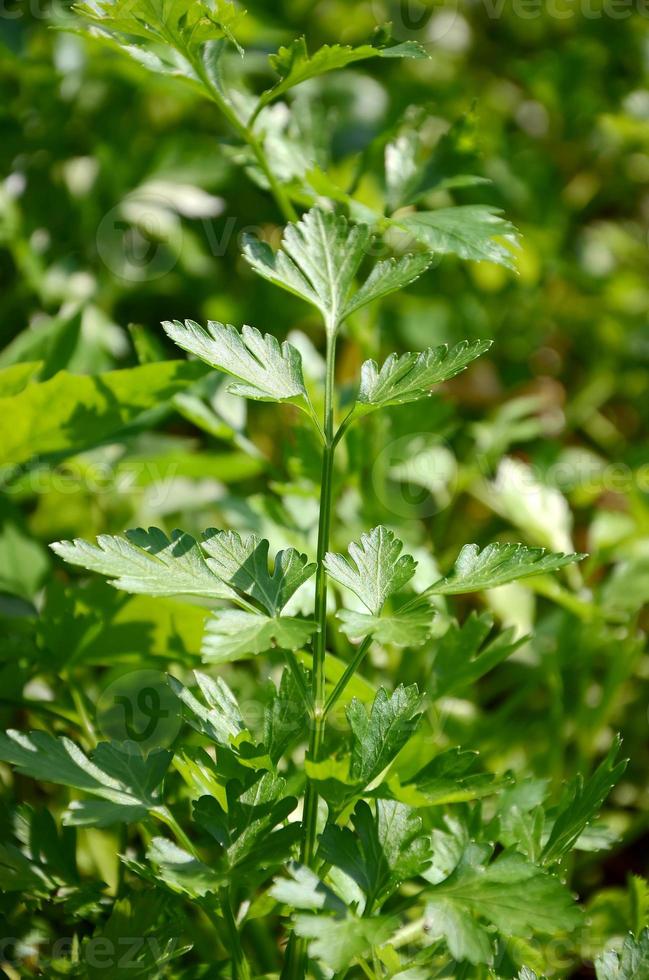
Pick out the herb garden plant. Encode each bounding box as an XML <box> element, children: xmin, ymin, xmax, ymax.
<box><xmin>0</xmin><ymin>3</ymin><xmax>647</xmax><ymax>979</ymax></box>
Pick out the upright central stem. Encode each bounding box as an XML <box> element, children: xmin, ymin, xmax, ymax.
<box><xmin>301</xmin><ymin>329</ymin><xmax>337</xmax><ymax>867</ymax></box>
<box><xmin>284</xmin><ymin>329</ymin><xmax>337</xmax><ymax>980</ymax></box>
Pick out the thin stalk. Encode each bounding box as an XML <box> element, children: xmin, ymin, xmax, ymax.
<box><xmin>155</xmin><ymin>809</ymin><xmax>249</xmax><ymax>979</ymax></box>
<box><xmin>186</xmin><ymin>49</ymin><xmax>297</xmax><ymax>223</ymax></box>
<box><xmin>323</xmin><ymin>636</ymin><xmax>372</xmax><ymax>719</ymax></box>
<box><xmin>284</xmin><ymin>330</ymin><xmax>338</xmax><ymax>980</ymax></box>
<box><xmin>154</xmin><ymin>806</ymin><xmax>198</xmax><ymax>856</ymax></box>
<box><xmin>301</xmin><ymin>329</ymin><xmax>337</xmax><ymax>866</ymax></box>
<box><xmin>219</xmin><ymin>887</ymin><xmax>251</xmax><ymax>980</ymax></box>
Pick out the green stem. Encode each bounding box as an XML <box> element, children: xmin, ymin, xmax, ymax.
<box><xmin>323</xmin><ymin>636</ymin><xmax>372</xmax><ymax>719</ymax></box>
<box><xmin>284</xmin><ymin>331</ymin><xmax>338</xmax><ymax>980</ymax></box>
<box><xmin>187</xmin><ymin>50</ymin><xmax>297</xmax><ymax>223</ymax></box>
<box><xmin>302</xmin><ymin>330</ymin><xmax>337</xmax><ymax>861</ymax></box>
<box><xmin>154</xmin><ymin>806</ymin><xmax>198</xmax><ymax>856</ymax></box>
<box><xmin>155</xmin><ymin>809</ymin><xmax>249</xmax><ymax>979</ymax></box>
<box><xmin>219</xmin><ymin>887</ymin><xmax>251</xmax><ymax>980</ymax></box>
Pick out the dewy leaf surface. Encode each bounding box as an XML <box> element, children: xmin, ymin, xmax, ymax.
<box><xmin>162</xmin><ymin>319</ymin><xmax>309</xmax><ymax>407</ymax></box>
<box><xmin>355</xmin><ymin>340</ymin><xmax>491</xmax><ymax>415</ymax></box>
<box><xmin>595</xmin><ymin>928</ymin><xmax>649</xmax><ymax>980</ymax></box>
<box><xmin>51</xmin><ymin>527</ymin><xmax>238</xmax><ymax>601</ymax></box>
<box><xmin>324</xmin><ymin>526</ymin><xmax>417</xmax><ymax>614</ymax></box>
<box><xmin>427</xmin><ymin>542</ymin><xmax>586</xmax><ymax>595</ymax></box>
<box><xmin>201</xmin><ymin>529</ymin><xmax>316</xmax><ymax>614</ymax></box>
<box><xmin>394</xmin><ymin>205</ymin><xmax>520</xmax><ymax>269</ymax></box>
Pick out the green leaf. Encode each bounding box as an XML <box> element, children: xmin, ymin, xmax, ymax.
<box><xmin>146</xmin><ymin>837</ymin><xmax>222</xmax><ymax>898</ymax></box>
<box><xmin>348</xmin><ymin>684</ymin><xmax>421</xmax><ymax>787</ymax></box>
<box><xmin>51</xmin><ymin>527</ymin><xmax>239</xmax><ymax>601</ymax></box>
<box><xmin>162</xmin><ymin>319</ymin><xmax>310</xmax><ymax>409</ymax></box>
<box><xmin>73</xmin><ymin>0</ymin><xmax>244</xmax><ymax>83</ymax></box>
<box><xmin>255</xmin><ymin>32</ymin><xmax>428</xmax><ymax>114</ymax></box>
<box><xmin>201</xmin><ymin>529</ymin><xmax>316</xmax><ymax>614</ymax></box>
<box><xmin>0</xmin><ymin>841</ymin><xmax>52</xmax><ymax>892</ymax></box>
<box><xmin>427</xmin><ymin>543</ymin><xmax>586</xmax><ymax>595</ymax></box>
<box><xmin>324</xmin><ymin>526</ymin><xmax>417</xmax><ymax>614</ymax></box>
<box><xmin>0</xmin><ymin>361</ymin><xmax>42</xmax><ymax>397</ymax></box>
<box><xmin>386</xmin><ymin>110</ymin><xmax>488</xmax><ymax>211</ymax></box>
<box><xmin>264</xmin><ymin>666</ymin><xmax>310</xmax><ymax>764</ymax></box>
<box><xmin>541</xmin><ymin>736</ymin><xmax>627</xmax><ymax>865</ymax></box>
<box><xmin>168</xmin><ymin>671</ymin><xmax>246</xmax><ymax>747</ymax></box>
<box><xmin>431</xmin><ymin>612</ymin><xmax>524</xmax><ymax>697</ymax></box>
<box><xmin>194</xmin><ymin>772</ymin><xmax>299</xmax><ymax>875</ymax></box>
<box><xmin>201</xmin><ymin>609</ymin><xmax>316</xmax><ymax>662</ymax></box>
<box><xmin>595</xmin><ymin>929</ymin><xmax>649</xmax><ymax>980</ymax></box>
<box><xmin>292</xmin><ymin>912</ymin><xmax>397</xmax><ymax>973</ymax></box>
<box><xmin>425</xmin><ymin>849</ymin><xmax>581</xmax><ymax>964</ymax></box>
<box><xmin>270</xmin><ymin>862</ymin><xmax>347</xmax><ymax>913</ymax></box>
<box><xmin>319</xmin><ymin>800</ymin><xmax>431</xmax><ymax>909</ymax></box>
<box><xmin>353</xmin><ymin>340</ymin><xmax>491</xmax><ymax>416</ymax></box>
<box><xmin>0</xmin><ymin>360</ymin><xmax>204</xmax><ymax>469</ymax></box>
<box><xmin>341</xmin><ymin>253</ymin><xmax>433</xmax><ymax>319</ymax></box>
<box><xmin>85</xmin><ymin>893</ymin><xmax>189</xmax><ymax>979</ymax></box>
<box><xmin>390</xmin><ymin>747</ymin><xmax>513</xmax><ymax>807</ymax></box>
<box><xmin>394</xmin><ymin>205</ymin><xmax>520</xmax><ymax>270</ymax></box>
<box><xmin>0</xmin><ymin>731</ymin><xmax>171</xmax><ymax>827</ymax></box>
<box><xmin>336</xmin><ymin>604</ymin><xmax>435</xmax><ymax>647</ymax></box>
<box><xmin>243</xmin><ymin>207</ymin><xmax>371</xmax><ymax>327</ymax></box>
<box><xmin>244</xmin><ymin>207</ymin><xmax>432</xmax><ymax>328</ymax></box>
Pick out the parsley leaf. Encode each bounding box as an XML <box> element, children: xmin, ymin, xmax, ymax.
<box><xmin>353</xmin><ymin>340</ymin><xmax>491</xmax><ymax>415</ymax></box>
<box><xmin>427</xmin><ymin>542</ymin><xmax>586</xmax><ymax>594</ymax></box>
<box><xmin>162</xmin><ymin>319</ymin><xmax>310</xmax><ymax>409</ymax></box>
<box><xmin>324</xmin><ymin>526</ymin><xmax>417</xmax><ymax>614</ymax></box>
<box><xmin>0</xmin><ymin>730</ymin><xmax>171</xmax><ymax>827</ymax></box>
<box><xmin>201</xmin><ymin>529</ymin><xmax>316</xmax><ymax>614</ymax></box>
<box><xmin>424</xmin><ymin>849</ymin><xmax>581</xmax><ymax>964</ymax></box>
<box><xmin>595</xmin><ymin>928</ymin><xmax>649</xmax><ymax>980</ymax></box>
<box><xmin>319</xmin><ymin>800</ymin><xmax>431</xmax><ymax>910</ymax></box>
<box><xmin>394</xmin><ymin>205</ymin><xmax>521</xmax><ymax>269</ymax></box>
<box><xmin>541</xmin><ymin>736</ymin><xmax>627</xmax><ymax>865</ymax></box>
<box><xmin>243</xmin><ymin>207</ymin><xmax>431</xmax><ymax>329</ymax></box>
<box><xmin>254</xmin><ymin>31</ymin><xmax>428</xmax><ymax>115</ymax></box>
<box><xmin>201</xmin><ymin>609</ymin><xmax>316</xmax><ymax>662</ymax></box>
<box><xmin>51</xmin><ymin>527</ymin><xmax>238</xmax><ymax>600</ymax></box>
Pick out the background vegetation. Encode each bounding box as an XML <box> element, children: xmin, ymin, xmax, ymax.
<box><xmin>0</xmin><ymin>0</ymin><xmax>648</xmax><ymax>976</ymax></box>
